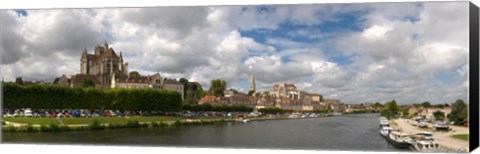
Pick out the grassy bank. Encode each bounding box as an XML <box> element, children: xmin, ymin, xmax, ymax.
<box><xmin>3</xmin><ymin>116</ymin><xmax>185</xmax><ymax>125</ymax></box>
<box><xmin>2</xmin><ymin>118</ymin><xmax>227</xmax><ymax>133</ymax></box>
<box><xmin>2</xmin><ymin>116</ymin><xmax>293</xmax><ymax>133</ymax></box>
<box><xmin>451</xmin><ymin>134</ymin><xmax>468</xmax><ymax>141</ymax></box>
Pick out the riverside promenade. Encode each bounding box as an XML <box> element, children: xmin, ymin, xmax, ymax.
<box><xmin>391</xmin><ymin>118</ymin><xmax>469</xmax><ymax>152</ymax></box>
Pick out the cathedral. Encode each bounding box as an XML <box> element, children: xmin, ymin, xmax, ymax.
<box><xmin>57</xmin><ymin>41</ymin><xmax>184</xmax><ymax>99</ymax></box>
<box><xmin>80</xmin><ymin>41</ymin><xmax>129</xmax><ymax>88</ymax></box>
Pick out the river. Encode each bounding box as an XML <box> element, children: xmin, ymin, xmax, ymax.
<box><xmin>2</xmin><ymin>114</ymin><xmax>407</xmax><ymax>152</ymax></box>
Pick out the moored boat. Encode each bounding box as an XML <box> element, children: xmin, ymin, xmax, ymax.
<box><xmin>412</xmin><ymin>132</ymin><xmax>434</xmax><ymax>141</ymax></box>
<box><xmin>385</xmin><ymin>131</ymin><xmax>414</xmax><ymax>149</ymax></box>
<box><xmin>380</xmin><ymin>127</ymin><xmax>393</xmax><ymax>138</ymax></box>
<box><xmin>410</xmin><ymin>140</ymin><xmax>446</xmax><ymax>152</ymax></box>
<box><xmin>379</xmin><ymin>119</ymin><xmax>390</xmax><ymax>127</ymax></box>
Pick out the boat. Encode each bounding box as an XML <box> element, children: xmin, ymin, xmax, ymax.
<box><xmin>379</xmin><ymin>119</ymin><xmax>390</xmax><ymax>127</ymax></box>
<box><xmin>385</xmin><ymin>131</ymin><xmax>414</xmax><ymax>149</ymax></box>
<box><xmin>380</xmin><ymin>127</ymin><xmax>393</xmax><ymax>138</ymax></box>
<box><xmin>410</xmin><ymin>140</ymin><xmax>446</xmax><ymax>152</ymax></box>
<box><xmin>235</xmin><ymin>118</ymin><xmax>250</xmax><ymax>123</ymax></box>
<box><xmin>412</xmin><ymin>132</ymin><xmax>434</xmax><ymax>141</ymax></box>
<box><xmin>333</xmin><ymin>112</ymin><xmax>342</xmax><ymax>116</ymax></box>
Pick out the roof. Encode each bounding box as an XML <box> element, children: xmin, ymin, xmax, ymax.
<box><xmin>71</xmin><ymin>74</ymin><xmax>101</xmax><ymax>86</ymax></box>
<box><xmin>199</xmin><ymin>95</ymin><xmax>218</xmax><ymax>103</ymax></box>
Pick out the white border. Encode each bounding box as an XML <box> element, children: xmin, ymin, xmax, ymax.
<box><xmin>1</xmin><ymin>0</ymin><xmax>478</xmax><ymax>154</ymax></box>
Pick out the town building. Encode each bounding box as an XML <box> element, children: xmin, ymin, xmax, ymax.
<box><xmin>56</xmin><ymin>41</ymin><xmax>184</xmax><ymax>99</ymax></box>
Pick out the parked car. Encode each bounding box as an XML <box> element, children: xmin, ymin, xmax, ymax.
<box><xmin>4</xmin><ymin>112</ymin><xmax>13</xmax><ymax>117</ymax></box>
<box><xmin>24</xmin><ymin>109</ymin><xmax>33</xmax><ymax>117</ymax></box>
<box><xmin>71</xmin><ymin>109</ymin><xmax>81</xmax><ymax>117</ymax></box>
<box><xmin>463</xmin><ymin>123</ymin><xmax>468</xmax><ymax>127</ymax></box>
<box><xmin>51</xmin><ymin>112</ymin><xmax>57</xmax><ymax>118</ymax></box>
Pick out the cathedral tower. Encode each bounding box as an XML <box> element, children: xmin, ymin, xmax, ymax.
<box><xmin>249</xmin><ymin>66</ymin><xmax>256</xmax><ymax>93</ymax></box>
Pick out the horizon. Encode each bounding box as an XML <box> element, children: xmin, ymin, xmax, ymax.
<box><xmin>0</xmin><ymin>2</ymin><xmax>469</xmax><ymax>104</ymax></box>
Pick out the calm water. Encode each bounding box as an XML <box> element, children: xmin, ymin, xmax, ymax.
<box><xmin>2</xmin><ymin>114</ymin><xmax>407</xmax><ymax>152</ymax></box>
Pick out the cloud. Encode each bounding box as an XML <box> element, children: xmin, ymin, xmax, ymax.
<box><xmin>0</xmin><ymin>2</ymin><xmax>470</xmax><ymax>104</ymax></box>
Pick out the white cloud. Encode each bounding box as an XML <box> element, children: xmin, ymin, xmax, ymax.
<box><xmin>0</xmin><ymin>2</ymin><xmax>470</xmax><ymax>104</ymax></box>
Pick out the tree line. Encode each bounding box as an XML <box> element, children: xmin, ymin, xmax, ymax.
<box><xmin>3</xmin><ymin>83</ymin><xmax>182</xmax><ymax>111</ymax></box>
<box><xmin>181</xmin><ymin>104</ymin><xmax>253</xmax><ymax>112</ymax></box>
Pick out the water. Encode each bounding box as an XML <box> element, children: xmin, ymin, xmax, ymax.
<box><xmin>2</xmin><ymin>114</ymin><xmax>407</xmax><ymax>152</ymax></box>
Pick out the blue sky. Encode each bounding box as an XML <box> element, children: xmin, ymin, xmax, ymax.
<box><xmin>0</xmin><ymin>2</ymin><xmax>469</xmax><ymax>104</ymax></box>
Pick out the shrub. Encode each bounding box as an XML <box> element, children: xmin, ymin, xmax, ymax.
<box><xmin>151</xmin><ymin>121</ymin><xmax>159</xmax><ymax>127</ymax></box>
<box><xmin>159</xmin><ymin>121</ymin><xmax>168</xmax><ymax>127</ymax></box>
<box><xmin>126</xmin><ymin>120</ymin><xmax>140</xmax><ymax>128</ymax></box>
<box><xmin>40</xmin><ymin>124</ymin><xmax>50</xmax><ymax>132</ymax></box>
<box><xmin>89</xmin><ymin>119</ymin><xmax>104</xmax><ymax>130</ymax></box>
<box><xmin>26</xmin><ymin>124</ymin><xmax>37</xmax><ymax>132</ymax></box>
<box><xmin>3</xmin><ymin>126</ymin><xmax>17</xmax><ymax>132</ymax></box>
<box><xmin>173</xmin><ymin>120</ymin><xmax>182</xmax><ymax>127</ymax></box>
<box><xmin>49</xmin><ymin>123</ymin><xmax>61</xmax><ymax>132</ymax></box>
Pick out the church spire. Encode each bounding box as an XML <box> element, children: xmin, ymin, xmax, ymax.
<box><xmin>249</xmin><ymin>66</ymin><xmax>255</xmax><ymax>93</ymax></box>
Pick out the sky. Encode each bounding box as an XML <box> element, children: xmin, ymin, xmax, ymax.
<box><xmin>0</xmin><ymin>2</ymin><xmax>470</xmax><ymax>104</ymax></box>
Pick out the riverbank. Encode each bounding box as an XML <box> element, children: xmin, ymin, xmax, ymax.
<box><xmin>2</xmin><ymin>115</ymin><xmax>296</xmax><ymax>133</ymax></box>
<box><xmin>390</xmin><ymin>118</ymin><xmax>469</xmax><ymax>152</ymax></box>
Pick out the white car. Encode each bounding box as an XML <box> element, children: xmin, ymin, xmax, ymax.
<box><xmin>24</xmin><ymin>109</ymin><xmax>33</xmax><ymax>117</ymax></box>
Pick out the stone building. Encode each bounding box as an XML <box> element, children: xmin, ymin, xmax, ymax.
<box><xmin>77</xmin><ymin>41</ymin><xmax>129</xmax><ymax>88</ymax></box>
<box><xmin>271</xmin><ymin>83</ymin><xmax>299</xmax><ymax>99</ymax></box>
<box><xmin>56</xmin><ymin>41</ymin><xmax>184</xmax><ymax>99</ymax></box>
<box><xmin>111</xmin><ymin>73</ymin><xmax>184</xmax><ymax>99</ymax></box>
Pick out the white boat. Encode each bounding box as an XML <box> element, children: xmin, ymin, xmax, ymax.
<box><xmin>412</xmin><ymin>132</ymin><xmax>434</xmax><ymax>141</ymax></box>
<box><xmin>380</xmin><ymin>127</ymin><xmax>393</xmax><ymax>138</ymax></box>
<box><xmin>386</xmin><ymin>131</ymin><xmax>414</xmax><ymax>149</ymax></box>
<box><xmin>410</xmin><ymin>140</ymin><xmax>446</xmax><ymax>152</ymax></box>
<box><xmin>379</xmin><ymin>120</ymin><xmax>390</xmax><ymax>127</ymax></box>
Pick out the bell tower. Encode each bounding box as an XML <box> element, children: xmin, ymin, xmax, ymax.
<box><xmin>249</xmin><ymin>66</ymin><xmax>256</xmax><ymax>93</ymax></box>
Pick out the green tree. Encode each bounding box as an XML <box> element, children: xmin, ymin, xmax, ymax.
<box><xmin>433</xmin><ymin>110</ymin><xmax>445</xmax><ymax>121</ymax></box>
<box><xmin>448</xmin><ymin>99</ymin><xmax>468</xmax><ymax>124</ymax></box>
<box><xmin>373</xmin><ymin>102</ymin><xmax>384</xmax><ymax>108</ymax></box>
<box><xmin>179</xmin><ymin>78</ymin><xmax>189</xmax><ymax>99</ymax></box>
<box><xmin>380</xmin><ymin>100</ymin><xmax>400</xmax><ymax>119</ymax></box>
<box><xmin>53</xmin><ymin>77</ymin><xmax>60</xmax><ymax>84</ymax></box>
<box><xmin>444</xmin><ymin>103</ymin><xmax>450</xmax><ymax>107</ymax></box>
<box><xmin>421</xmin><ymin>101</ymin><xmax>431</xmax><ymax>108</ymax></box>
<box><xmin>82</xmin><ymin>79</ymin><xmax>95</xmax><ymax>88</ymax></box>
<box><xmin>15</xmin><ymin>77</ymin><xmax>23</xmax><ymax>85</ymax></box>
<box><xmin>247</xmin><ymin>90</ymin><xmax>254</xmax><ymax>96</ymax></box>
<box><xmin>209</xmin><ymin>79</ymin><xmax>226</xmax><ymax>97</ymax></box>
<box><xmin>129</xmin><ymin>71</ymin><xmax>140</xmax><ymax>78</ymax></box>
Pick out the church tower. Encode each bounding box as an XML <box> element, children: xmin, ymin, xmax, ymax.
<box><xmin>249</xmin><ymin>66</ymin><xmax>256</xmax><ymax>93</ymax></box>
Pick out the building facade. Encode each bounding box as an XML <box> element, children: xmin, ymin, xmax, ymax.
<box><xmin>57</xmin><ymin>42</ymin><xmax>184</xmax><ymax>99</ymax></box>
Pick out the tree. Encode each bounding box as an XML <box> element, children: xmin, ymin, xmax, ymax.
<box><xmin>380</xmin><ymin>100</ymin><xmax>400</xmax><ymax>119</ymax></box>
<box><xmin>15</xmin><ymin>77</ymin><xmax>24</xmax><ymax>85</ymax></box>
<box><xmin>433</xmin><ymin>110</ymin><xmax>445</xmax><ymax>121</ymax></box>
<box><xmin>179</xmin><ymin>78</ymin><xmax>189</xmax><ymax>99</ymax></box>
<box><xmin>129</xmin><ymin>71</ymin><xmax>140</xmax><ymax>78</ymax></box>
<box><xmin>444</xmin><ymin>103</ymin><xmax>450</xmax><ymax>107</ymax></box>
<box><xmin>421</xmin><ymin>101</ymin><xmax>431</xmax><ymax>108</ymax></box>
<box><xmin>448</xmin><ymin>99</ymin><xmax>468</xmax><ymax>124</ymax></box>
<box><xmin>373</xmin><ymin>102</ymin><xmax>384</xmax><ymax>108</ymax></box>
<box><xmin>436</xmin><ymin>104</ymin><xmax>444</xmax><ymax>109</ymax></box>
<box><xmin>82</xmin><ymin>79</ymin><xmax>95</xmax><ymax>88</ymax></box>
<box><xmin>209</xmin><ymin>79</ymin><xmax>226</xmax><ymax>97</ymax></box>
<box><xmin>247</xmin><ymin>90</ymin><xmax>254</xmax><ymax>96</ymax></box>
<box><xmin>53</xmin><ymin>77</ymin><xmax>60</xmax><ymax>84</ymax></box>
